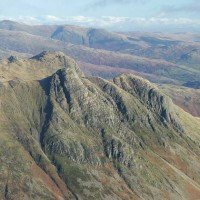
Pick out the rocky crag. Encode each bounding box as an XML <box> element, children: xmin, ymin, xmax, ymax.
<box><xmin>0</xmin><ymin>51</ymin><xmax>200</xmax><ymax>199</ymax></box>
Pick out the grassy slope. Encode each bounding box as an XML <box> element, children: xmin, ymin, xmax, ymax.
<box><xmin>0</xmin><ymin>81</ymin><xmax>74</xmax><ymax>199</ymax></box>
<box><xmin>160</xmin><ymin>84</ymin><xmax>200</xmax><ymax>117</ymax></box>
<box><xmin>1</xmin><ymin>52</ymin><xmax>200</xmax><ymax>199</ymax></box>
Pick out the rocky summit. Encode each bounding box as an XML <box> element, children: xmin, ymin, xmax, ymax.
<box><xmin>0</xmin><ymin>51</ymin><xmax>200</xmax><ymax>199</ymax></box>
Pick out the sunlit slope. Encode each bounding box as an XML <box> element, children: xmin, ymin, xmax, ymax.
<box><xmin>0</xmin><ymin>52</ymin><xmax>200</xmax><ymax>199</ymax></box>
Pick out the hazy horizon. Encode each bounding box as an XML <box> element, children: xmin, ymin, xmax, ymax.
<box><xmin>0</xmin><ymin>0</ymin><xmax>200</xmax><ymax>32</ymax></box>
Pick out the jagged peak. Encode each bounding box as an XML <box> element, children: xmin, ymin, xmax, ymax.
<box><xmin>113</xmin><ymin>73</ymin><xmax>169</xmax><ymax>107</ymax></box>
<box><xmin>113</xmin><ymin>73</ymin><xmax>184</xmax><ymax>132</ymax></box>
<box><xmin>52</xmin><ymin>64</ymin><xmax>84</xmax><ymax>82</ymax></box>
<box><xmin>30</xmin><ymin>51</ymin><xmax>82</xmax><ymax>72</ymax></box>
<box><xmin>7</xmin><ymin>55</ymin><xmax>19</xmax><ymax>63</ymax></box>
<box><xmin>31</xmin><ymin>51</ymin><xmax>66</xmax><ymax>61</ymax></box>
<box><xmin>0</xmin><ymin>51</ymin><xmax>84</xmax><ymax>81</ymax></box>
<box><xmin>113</xmin><ymin>73</ymin><xmax>157</xmax><ymax>92</ymax></box>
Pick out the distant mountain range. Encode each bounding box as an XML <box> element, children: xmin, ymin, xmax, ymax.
<box><xmin>0</xmin><ymin>20</ymin><xmax>200</xmax><ymax>85</ymax></box>
<box><xmin>0</xmin><ymin>20</ymin><xmax>199</xmax><ymax>117</ymax></box>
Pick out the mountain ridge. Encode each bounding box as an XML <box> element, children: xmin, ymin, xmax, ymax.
<box><xmin>0</xmin><ymin>51</ymin><xmax>200</xmax><ymax>199</ymax></box>
<box><xmin>0</xmin><ymin>20</ymin><xmax>200</xmax><ymax>87</ymax></box>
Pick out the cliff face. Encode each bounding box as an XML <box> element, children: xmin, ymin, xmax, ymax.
<box><xmin>0</xmin><ymin>52</ymin><xmax>200</xmax><ymax>199</ymax></box>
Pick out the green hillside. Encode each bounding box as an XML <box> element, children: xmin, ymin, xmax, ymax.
<box><xmin>0</xmin><ymin>52</ymin><xmax>200</xmax><ymax>199</ymax></box>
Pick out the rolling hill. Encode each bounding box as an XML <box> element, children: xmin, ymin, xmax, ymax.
<box><xmin>0</xmin><ymin>21</ymin><xmax>200</xmax><ymax>87</ymax></box>
<box><xmin>160</xmin><ymin>84</ymin><xmax>200</xmax><ymax>117</ymax></box>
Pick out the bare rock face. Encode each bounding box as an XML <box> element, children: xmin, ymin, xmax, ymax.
<box><xmin>0</xmin><ymin>52</ymin><xmax>200</xmax><ymax>199</ymax></box>
<box><xmin>113</xmin><ymin>74</ymin><xmax>184</xmax><ymax>132</ymax></box>
<box><xmin>8</xmin><ymin>55</ymin><xmax>18</xmax><ymax>63</ymax></box>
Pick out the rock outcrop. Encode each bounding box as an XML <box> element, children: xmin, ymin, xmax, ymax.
<box><xmin>0</xmin><ymin>52</ymin><xmax>200</xmax><ymax>199</ymax></box>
